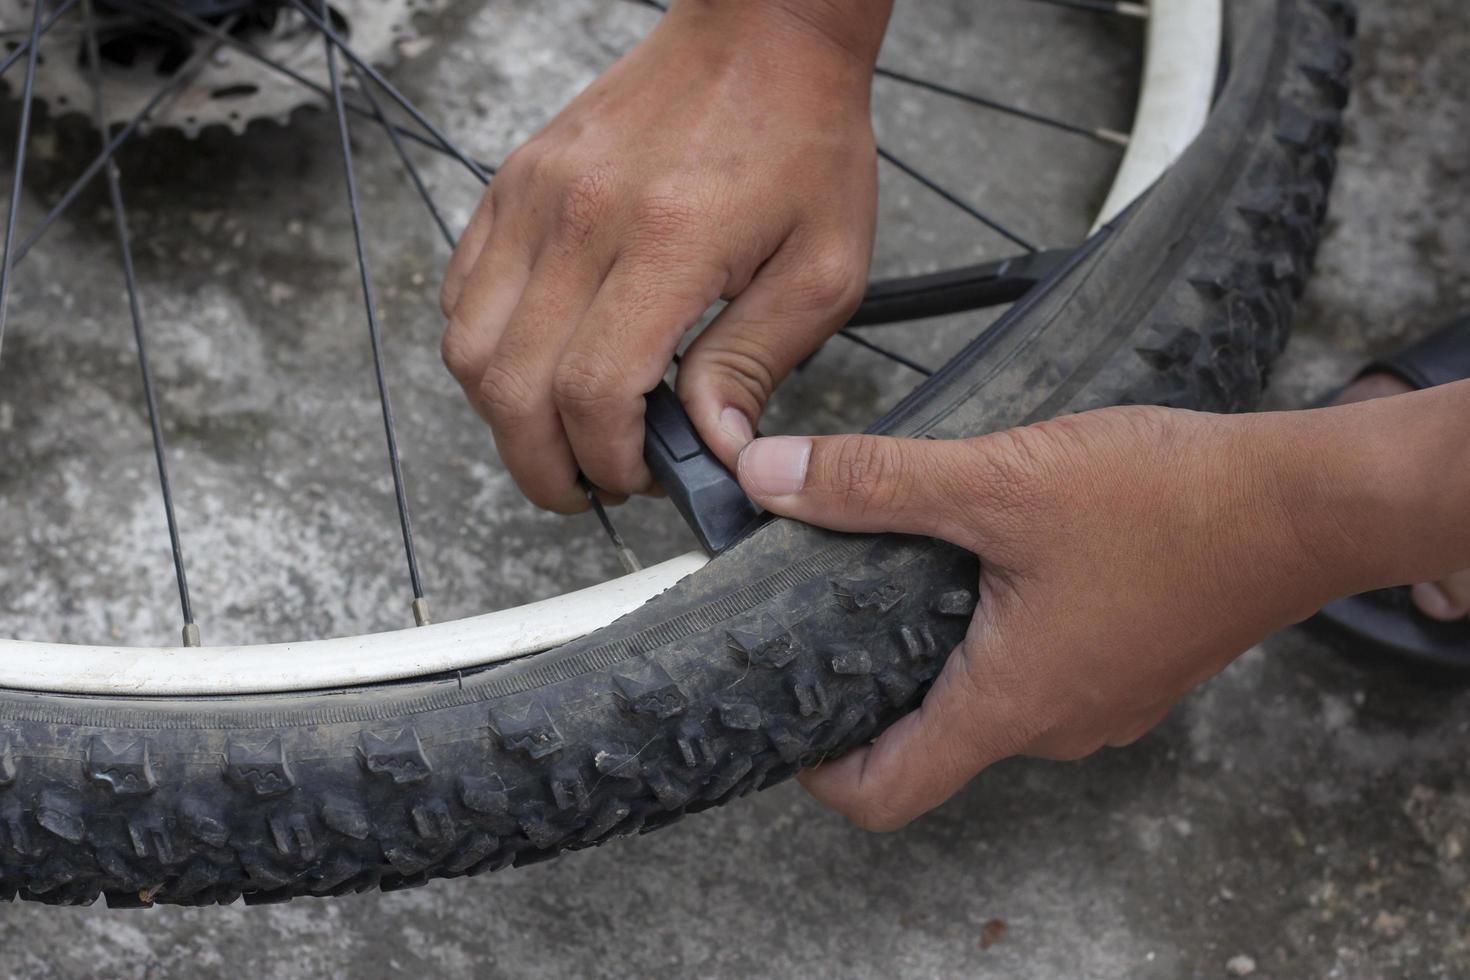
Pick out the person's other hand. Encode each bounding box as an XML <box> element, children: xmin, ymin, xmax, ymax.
<box><xmin>734</xmin><ymin>406</ymin><xmax>1372</xmax><ymax>830</ymax></box>
<box><xmin>440</xmin><ymin>0</ymin><xmax>888</xmax><ymax>512</ymax></box>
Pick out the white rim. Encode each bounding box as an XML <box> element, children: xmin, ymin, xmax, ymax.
<box><xmin>1092</xmin><ymin>0</ymin><xmax>1222</xmax><ymax>231</ymax></box>
<box><xmin>0</xmin><ymin>552</ymin><xmax>708</xmax><ymax>695</ymax></box>
<box><xmin>0</xmin><ymin>1</ymin><xmax>1221</xmax><ymax>696</ymax></box>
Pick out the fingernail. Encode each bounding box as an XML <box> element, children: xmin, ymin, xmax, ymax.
<box><xmin>738</xmin><ymin>436</ymin><xmax>811</xmax><ymax>497</ymax></box>
<box><xmin>1412</xmin><ymin>581</ymin><xmax>1470</xmax><ymax>622</ymax></box>
<box><xmin>719</xmin><ymin>406</ymin><xmax>754</xmax><ymax>447</ymax></box>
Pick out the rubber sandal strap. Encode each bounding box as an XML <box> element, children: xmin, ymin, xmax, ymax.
<box><xmin>1317</xmin><ymin>317</ymin><xmax>1470</xmax><ymax>669</ymax></box>
<box><xmin>1315</xmin><ymin>589</ymin><xmax>1470</xmax><ymax>672</ymax></box>
<box><xmin>1359</xmin><ymin>315</ymin><xmax>1470</xmax><ymax>391</ymax></box>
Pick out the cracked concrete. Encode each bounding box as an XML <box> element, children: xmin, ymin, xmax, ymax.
<box><xmin>0</xmin><ymin>0</ymin><xmax>1466</xmax><ymax>977</ymax></box>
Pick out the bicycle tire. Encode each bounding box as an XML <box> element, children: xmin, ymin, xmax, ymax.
<box><xmin>0</xmin><ymin>0</ymin><xmax>1354</xmax><ymax>906</ymax></box>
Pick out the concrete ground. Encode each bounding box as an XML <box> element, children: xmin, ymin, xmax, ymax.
<box><xmin>0</xmin><ymin>0</ymin><xmax>1466</xmax><ymax>977</ymax></box>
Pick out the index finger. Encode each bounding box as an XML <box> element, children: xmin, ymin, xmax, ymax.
<box><xmin>552</xmin><ymin>257</ymin><xmax>721</xmax><ymax>496</ymax></box>
<box><xmin>441</xmin><ymin>190</ymin><xmax>497</xmax><ymax>317</ymax></box>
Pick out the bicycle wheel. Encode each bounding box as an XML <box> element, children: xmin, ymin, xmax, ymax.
<box><xmin>0</xmin><ymin>0</ymin><xmax>1353</xmax><ymax>905</ymax></box>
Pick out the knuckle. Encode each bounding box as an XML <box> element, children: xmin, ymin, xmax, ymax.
<box><xmin>439</xmin><ymin>321</ymin><xmax>484</xmax><ymax>387</ymax></box>
<box><xmin>589</xmin><ymin>459</ymin><xmax>647</xmax><ymax>498</ymax></box>
<box><xmin>551</xmin><ymin>351</ymin><xmax>621</xmax><ymax>417</ymax></box>
<box><xmin>829</xmin><ymin>437</ymin><xmax>905</xmax><ymax>515</ymax></box>
<box><xmin>489</xmin><ymin>145</ymin><xmax>545</xmax><ymax>211</ymax></box>
<box><xmin>497</xmin><ymin>142</ymin><xmax>542</xmax><ymax>185</ymax></box>
<box><xmin>552</xmin><ymin>161</ymin><xmax>616</xmax><ymax>245</ymax></box>
<box><xmin>797</xmin><ymin>245</ymin><xmax>867</xmax><ymax>313</ymax></box>
<box><xmin>523</xmin><ymin>480</ymin><xmax>581</xmax><ymax>515</ymax></box>
<box><xmin>475</xmin><ymin>361</ymin><xmax>538</xmax><ymax>428</ymax></box>
<box><xmin>629</xmin><ymin>189</ymin><xmax>701</xmax><ymax>238</ymax></box>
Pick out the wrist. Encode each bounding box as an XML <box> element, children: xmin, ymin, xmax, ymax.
<box><xmin>668</xmin><ymin>0</ymin><xmax>893</xmax><ymax>69</ymax></box>
<box><xmin>1234</xmin><ymin>409</ymin><xmax>1381</xmax><ymax>613</ymax></box>
<box><xmin>1251</xmin><ymin>382</ymin><xmax>1470</xmax><ymax>606</ymax></box>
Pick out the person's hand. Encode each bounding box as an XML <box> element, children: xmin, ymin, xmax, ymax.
<box><xmin>734</xmin><ymin>405</ymin><xmax>1385</xmax><ymax>831</ymax></box>
<box><xmin>440</xmin><ymin>0</ymin><xmax>889</xmax><ymax>512</ymax></box>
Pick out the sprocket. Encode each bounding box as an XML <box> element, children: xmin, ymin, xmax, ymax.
<box><xmin>0</xmin><ymin>0</ymin><xmax>447</xmax><ymax>137</ymax></box>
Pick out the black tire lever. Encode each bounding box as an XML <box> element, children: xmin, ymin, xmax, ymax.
<box><xmin>642</xmin><ymin>381</ymin><xmax>762</xmax><ymax>555</ymax></box>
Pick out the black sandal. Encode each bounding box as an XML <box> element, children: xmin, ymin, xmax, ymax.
<box><xmin>1311</xmin><ymin>317</ymin><xmax>1470</xmax><ymax>671</ymax></box>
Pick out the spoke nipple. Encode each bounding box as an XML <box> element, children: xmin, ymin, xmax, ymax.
<box><xmin>616</xmin><ymin>545</ymin><xmax>643</xmax><ymax>576</ymax></box>
<box><xmin>580</xmin><ymin>476</ymin><xmax>644</xmax><ymax>574</ymax></box>
<box><xmin>412</xmin><ymin>597</ymin><xmax>432</xmax><ymax>627</ymax></box>
<box><xmin>182</xmin><ymin>623</ymin><xmax>202</xmax><ymax>647</ymax></box>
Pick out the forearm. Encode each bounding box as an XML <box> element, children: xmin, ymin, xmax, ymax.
<box><xmin>668</xmin><ymin>0</ymin><xmax>895</xmax><ymax>66</ymax></box>
<box><xmin>1266</xmin><ymin>380</ymin><xmax>1470</xmax><ymax>602</ymax></box>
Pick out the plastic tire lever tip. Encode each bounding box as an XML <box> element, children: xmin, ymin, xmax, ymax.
<box><xmin>643</xmin><ymin>381</ymin><xmax>762</xmax><ymax>554</ymax></box>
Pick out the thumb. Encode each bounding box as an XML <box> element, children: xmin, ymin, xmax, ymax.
<box><xmin>736</xmin><ymin>432</ymin><xmax>986</xmax><ymax>549</ymax></box>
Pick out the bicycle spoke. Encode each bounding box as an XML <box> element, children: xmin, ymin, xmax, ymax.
<box><xmin>134</xmin><ymin>0</ymin><xmax>496</xmax><ymax>179</ymax></box>
<box><xmin>874</xmin><ymin>67</ymin><xmax>1128</xmax><ymax>147</ymax></box>
<box><xmin>320</xmin><ymin>1</ymin><xmax>429</xmax><ymax>626</ymax></box>
<box><xmin>81</xmin><ymin>0</ymin><xmax>198</xmax><ymax>646</ymax></box>
<box><xmin>10</xmin><ymin>27</ymin><xmax>229</xmax><ymax>269</ymax></box>
<box><xmin>298</xmin><ymin>0</ymin><xmax>672</xmax><ymax>591</ymax></box>
<box><xmin>0</xmin><ymin>0</ymin><xmax>46</xmax><ymax>368</ymax></box>
<box><xmin>348</xmin><ymin>61</ymin><xmax>455</xmax><ymax>249</ymax></box>
<box><xmin>877</xmin><ymin>145</ymin><xmax>1038</xmax><ymax>253</ymax></box>
<box><xmin>581</xmin><ymin>478</ymin><xmax>642</xmax><ymax>575</ymax></box>
<box><xmin>288</xmin><ymin>0</ymin><xmax>492</xmax><ymax>184</ymax></box>
<box><xmin>0</xmin><ymin>0</ymin><xmax>78</xmax><ymax>80</ymax></box>
<box><xmin>1023</xmin><ymin>0</ymin><xmax>1148</xmax><ymax>18</ymax></box>
<box><xmin>836</xmin><ymin>329</ymin><xmax>933</xmax><ymax>376</ymax></box>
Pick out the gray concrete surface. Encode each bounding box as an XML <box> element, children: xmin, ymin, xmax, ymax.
<box><xmin>0</xmin><ymin>0</ymin><xmax>1466</xmax><ymax>977</ymax></box>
